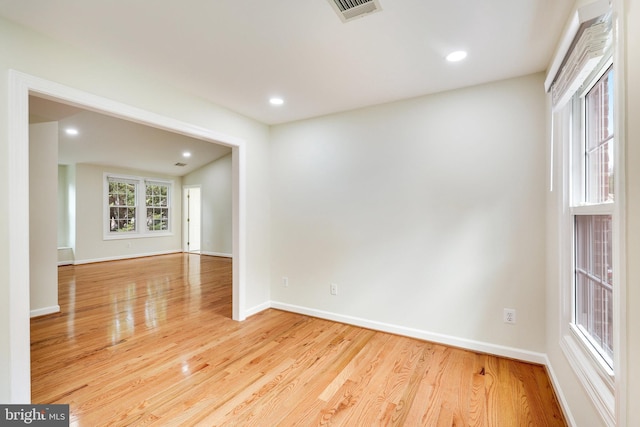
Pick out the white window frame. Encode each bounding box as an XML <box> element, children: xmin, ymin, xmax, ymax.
<box><xmin>144</xmin><ymin>180</ymin><xmax>172</xmax><ymax>233</ymax></box>
<box><xmin>103</xmin><ymin>173</ymin><xmax>174</xmax><ymax>240</ymax></box>
<box><xmin>571</xmin><ymin>65</ymin><xmax>615</xmax><ymax>367</ymax></box>
<box><xmin>558</xmin><ymin>53</ymin><xmax>623</xmax><ymax>427</ymax></box>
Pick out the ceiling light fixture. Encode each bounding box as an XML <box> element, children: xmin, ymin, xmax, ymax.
<box><xmin>65</xmin><ymin>128</ymin><xmax>79</xmax><ymax>135</ymax></box>
<box><xmin>182</xmin><ymin>151</ymin><xmax>191</xmax><ymax>158</ymax></box>
<box><xmin>269</xmin><ymin>97</ymin><xmax>284</xmax><ymax>106</ymax></box>
<box><xmin>446</xmin><ymin>51</ymin><xmax>468</xmax><ymax>62</ymax></box>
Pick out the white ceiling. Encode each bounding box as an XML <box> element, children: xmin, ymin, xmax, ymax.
<box><xmin>30</xmin><ymin>96</ymin><xmax>232</xmax><ymax>176</ymax></box>
<box><xmin>0</xmin><ymin>0</ymin><xmax>574</xmax><ymax>125</ymax></box>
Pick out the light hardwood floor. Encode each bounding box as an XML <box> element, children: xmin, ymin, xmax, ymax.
<box><xmin>31</xmin><ymin>253</ymin><xmax>566</xmax><ymax>426</ymax></box>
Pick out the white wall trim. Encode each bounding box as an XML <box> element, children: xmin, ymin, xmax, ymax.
<box><xmin>270</xmin><ymin>301</ymin><xmax>548</xmax><ymax>365</ymax></box>
<box><xmin>8</xmin><ymin>68</ymin><xmax>32</xmax><ymax>403</ymax></box>
<box><xmin>7</xmin><ymin>69</ymin><xmax>248</xmax><ymax>403</ymax></box>
<box><xmin>30</xmin><ymin>306</ymin><xmax>61</xmax><ymax>318</ymax></box>
<box><xmin>73</xmin><ymin>250</ymin><xmax>182</xmax><ymax>265</ymax></box>
<box><xmin>232</xmin><ymin>143</ymin><xmax>246</xmax><ymax>321</ymax></box>
<box><xmin>611</xmin><ymin>1</ymin><xmax>628</xmax><ymax>424</ymax></box>
<box><xmin>245</xmin><ymin>301</ymin><xmax>272</xmax><ymax>318</ymax></box>
<box><xmin>200</xmin><ymin>251</ymin><xmax>233</xmax><ymax>258</ymax></box>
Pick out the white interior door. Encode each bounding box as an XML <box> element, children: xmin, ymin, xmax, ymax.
<box><xmin>183</xmin><ymin>186</ymin><xmax>201</xmax><ymax>253</ymax></box>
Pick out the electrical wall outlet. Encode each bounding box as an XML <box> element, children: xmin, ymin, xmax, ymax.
<box><xmin>330</xmin><ymin>283</ymin><xmax>338</xmax><ymax>295</ymax></box>
<box><xmin>504</xmin><ymin>308</ymin><xmax>516</xmax><ymax>324</ymax></box>
<box><xmin>282</xmin><ymin>276</ymin><xmax>289</xmax><ymax>287</ymax></box>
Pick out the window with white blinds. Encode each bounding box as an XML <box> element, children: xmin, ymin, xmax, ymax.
<box><xmin>546</xmin><ymin>0</ymin><xmax>619</xmax><ymax>424</ymax></box>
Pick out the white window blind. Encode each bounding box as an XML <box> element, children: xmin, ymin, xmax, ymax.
<box><xmin>545</xmin><ymin>0</ymin><xmax>612</xmax><ymax>110</ymax></box>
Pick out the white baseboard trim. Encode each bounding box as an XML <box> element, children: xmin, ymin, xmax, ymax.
<box><xmin>543</xmin><ymin>354</ymin><xmax>577</xmax><ymax>427</ymax></box>
<box><xmin>270</xmin><ymin>301</ymin><xmax>548</xmax><ymax>365</ymax></box>
<box><xmin>57</xmin><ymin>247</ymin><xmax>74</xmax><ymax>266</ymax></box>
<box><xmin>30</xmin><ymin>305</ymin><xmax>60</xmax><ymax>318</ymax></box>
<box><xmin>74</xmin><ymin>250</ymin><xmax>182</xmax><ymax>265</ymax></box>
<box><xmin>245</xmin><ymin>301</ymin><xmax>272</xmax><ymax>318</ymax></box>
<box><xmin>200</xmin><ymin>251</ymin><xmax>233</xmax><ymax>258</ymax></box>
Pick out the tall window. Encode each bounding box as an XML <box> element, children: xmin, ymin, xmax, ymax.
<box><xmin>145</xmin><ymin>182</ymin><xmax>170</xmax><ymax>232</ymax></box>
<box><xmin>105</xmin><ymin>174</ymin><xmax>172</xmax><ymax>238</ymax></box>
<box><xmin>108</xmin><ymin>178</ymin><xmax>137</xmax><ymax>233</ymax></box>
<box><xmin>549</xmin><ymin>4</ymin><xmax>618</xmax><ymax>423</ymax></box>
<box><xmin>572</xmin><ymin>66</ymin><xmax>615</xmax><ymax>369</ymax></box>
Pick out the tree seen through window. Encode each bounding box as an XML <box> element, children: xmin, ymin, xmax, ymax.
<box><xmin>146</xmin><ymin>183</ymin><xmax>169</xmax><ymax>231</ymax></box>
<box><xmin>109</xmin><ymin>181</ymin><xmax>136</xmax><ymax>232</ymax></box>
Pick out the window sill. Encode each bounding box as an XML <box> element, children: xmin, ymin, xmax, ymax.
<box><xmin>103</xmin><ymin>232</ymin><xmax>173</xmax><ymax>241</ymax></box>
<box><xmin>561</xmin><ymin>332</ymin><xmax>615</xmax><ymax>426</ymax></box>
<box><xmin>571</xmin><ymin>203</ymin><xmax>615</xmax><ymax>215</ymax></box>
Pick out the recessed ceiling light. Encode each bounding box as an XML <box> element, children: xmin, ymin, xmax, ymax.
<box><xmin>65</xmin><ymin>128</ymin><xmax>79</xmax><ymax>135</ymax></box>
<box><xmin>182</xmin><ymin>151</ymin><xmax>191</xmax><ymax>158</ymax></box>
<box><xmin>269</xmin><ymin>97</ymin><xmax>284</xmax><ymax>106</ymax></box>
<box><xmin>446</xmin><ymin>51</ymin><xmax>468</xmax><ymax>62</ymax></box>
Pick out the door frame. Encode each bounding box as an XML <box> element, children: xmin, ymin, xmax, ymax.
<box><xmin>7</xmin><ymin>70</ymin><xmax>247</xmax><ymax>403</ymax></box>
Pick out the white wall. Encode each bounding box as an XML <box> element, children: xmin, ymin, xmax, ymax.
<box><xmin>29</xmin><ymin>122</ymin><xmax>59</xmax><ymax>316</ymax></box>
<box><xmin>183</xmin><ymin>153</ymin><xmax>232</xmax><ymax>256</ymax></box>
<box><xmin>0</xmin><ymin>16</ymin><xmax>271</xmax><ymax>402</ymax></box>
<box><xmin>57</xmin><ymin>163</ymin><xmax>76</xmax><ymax>265</ymax></box>
<box><xmin>270</xmin><ymin>73</ymin><xmax>547</xmax><ymax>354</ymax></box>
<box><xmin>74</xmin><ymin>164</ymin><xmax>183</xmax><ymax>263</ymax></box>
<box><xmin>57</xmin><ymin>165</ymin><xmax>69</xmax><ymax>248</ymax></box>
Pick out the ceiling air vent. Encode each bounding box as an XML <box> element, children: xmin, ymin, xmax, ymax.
<box><xmin>327</xmin><ymin>0</ymin><xmax>382</xmax><ymax>22</ymax></box>
<box><xmin>174</xmin><ymin>162</ymin><xmax>187</xmax><ymax>167</ymax></box>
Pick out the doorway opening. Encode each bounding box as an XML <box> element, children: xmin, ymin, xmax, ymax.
<box><xmin>8</xmin><ymin>70</ymin><xmax>247</xmax><ymax>403</ymax></box>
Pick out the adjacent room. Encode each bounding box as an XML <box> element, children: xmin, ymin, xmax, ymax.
<box><xmin>1</xmin><ymin>0</ymin><xmax>638</xmax><ymax>426</ymax></box>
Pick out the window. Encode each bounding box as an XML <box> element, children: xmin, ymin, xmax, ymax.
<box><xmin>104</xmin><ymin>174</ymin><xmax>173</xmax><ymax>239</ymax></box>
<box><xmin>145</xmin><ymin>181</ymin><xmax>170</xmax><ymax>232</ymax></box>
<box><xmin>549</xmin><ymin>3</ymin><xmax>620</xmax><ymax>423</ymax></box>
<box><xmin>108</xmin><ymin>178</ymin><xmax>137</xmax><ymax>233</ymax></box>
<box><xmin>571</xmin><ymin>67</ymin><xmax>615</xmax><ymax>370</ymax></box>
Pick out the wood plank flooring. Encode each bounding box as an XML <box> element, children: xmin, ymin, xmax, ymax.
<box><xmin>31</xmin><ymin>253</ymin><xmax>566</xmax><ymax>426</ymax></box>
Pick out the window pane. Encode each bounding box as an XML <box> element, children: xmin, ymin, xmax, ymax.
<box><xmin>585</xmin><ymin>68</ymin><xmax>614</xmax><ymax>203</ymax></box>
<box><xmin>586</xmin><ymin>69</ymin><xmax>614</xmax><ymax>148</ymax></box>
<box><xmin>586</xmin><ymin>139</ymin><xmax>614</xmax><ymax>204</ymax></box>
<box><xmin>147</xmin><ymin>208</ymin><xmax>168</xmax><ymax>231</ymax></box>
<box><xmin>575</xmin><ymin>215</ymin><xmax>613</xmax><ymax>366</ymax></box>
<box><xmin>575</xmin><ymin>216</ymin><xmax>590</xmax><ymax>271</ymax></box>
